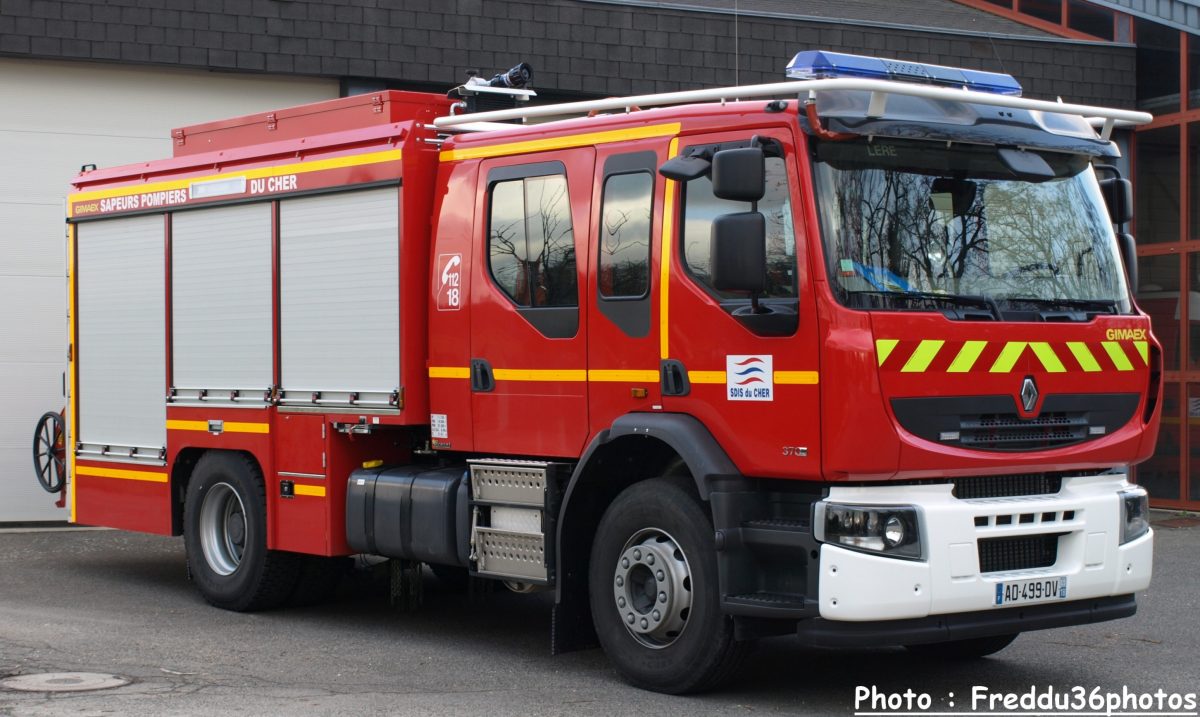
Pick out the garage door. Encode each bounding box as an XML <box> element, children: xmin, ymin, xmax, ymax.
<box><xmin>0</xmin><ymin>57</ymin><xmax>336</xmax><ymax>521</ymax></box>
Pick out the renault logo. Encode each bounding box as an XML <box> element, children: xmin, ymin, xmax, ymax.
<box><xmin>1020</xmin><ymin>376</ymin><xmax>1039</xmax><ymax>413</ymax></box>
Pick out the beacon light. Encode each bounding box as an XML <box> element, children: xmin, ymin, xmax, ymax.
<box><xmin>786</xmin><ymin>50</ymin><xmax>1023</xmax><ymax>97</ymax></box>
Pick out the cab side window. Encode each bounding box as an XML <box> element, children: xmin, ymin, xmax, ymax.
<box><xmin>489</xmin><ymin>173</ymin><xmax>577</xmax><ymax>308</ymax></box>
<box><xmin>487</xmin><ymin>162</ymin><xmax>579</xmax><ymax>338</ymax></box>
<box><xmin>599</xmin><ymin>172</ymin><xmax>652</xmax><ymax>299</ymax></box>
<box><xmin>596</xmin><ymin>151</ymin><xmax>657</xmax><ymax>338</ymax></box>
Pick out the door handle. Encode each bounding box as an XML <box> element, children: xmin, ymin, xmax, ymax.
<box><xmin>660</xmin><ymin>359</ymin><xmax>690</xmax><ymax>397</ymax></box>
<box><xmin>470</xmin><ymin>358</ymin><xmax>495</xmax><ymax>392</ymax></box>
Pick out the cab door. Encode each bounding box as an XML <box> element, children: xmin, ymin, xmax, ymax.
<box><xmin>587</xmin><ymin>148</ymin><xmax>664</xmax><ymax>429</ymax></box>
<box><xmin>469</xmin><ymin>149</ymin><xmax>595</xmax><ymax>457</ymax></box>
<box><xmin>660</xmin><ymin>128</ymin><xmax>823</xmax><ymax>479</ymax></box>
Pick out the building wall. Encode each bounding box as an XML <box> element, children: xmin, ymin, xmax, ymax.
<box><xmin>0</xmin><ymin>0</ymin><xmax>1137</xmax><ymax>107</ymax></box>
<box><xmin>0</xmin><ymin>57</ymin><xmax>336</xmax><ymax>522</ymax></box>
<box><xmin>1128</xmin><ymin>25</ymin><xmax>1200</xmax><ymax>509</ymax></box>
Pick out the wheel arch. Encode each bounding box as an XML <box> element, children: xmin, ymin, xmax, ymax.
<box><xmin>170</xmin><ymin>447</ymin><xmax>264</xmax><ymax>536</ymax></box>
<box><xmin>551</xmin><ymin>413</ymin><xmax>742</xmax><ymax>653</ymax></box>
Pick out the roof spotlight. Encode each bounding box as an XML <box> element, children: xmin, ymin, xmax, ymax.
<box><xmin>486</xmin><ymin>62</ymin><xmax>533</xmax><ymax>90</ymax></box>
<box><xmin>448</xmin><ymin>62</ymin><xmax>537</xmax><ymax>120</ymax></box>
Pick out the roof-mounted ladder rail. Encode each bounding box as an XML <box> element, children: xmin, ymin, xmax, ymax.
<box><xmin>432</xmin><ymin>77</ymin><xmax>1152</xmax><ymax>140</ymax></box>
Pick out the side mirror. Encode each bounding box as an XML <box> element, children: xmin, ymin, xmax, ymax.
<box><xmin>1099</xmin><ymin>177</ymin><xmax>1133</xmax><ymax>226</ymax></box>
<box><xmin>711</xmin><ymin>148</ymin><xmax>765</xmax><ymax>202</ymax></box>
<box><xmin>710</xmin><ymin>212</ymin><xmax>766</xmax><ymax>293</ymax></box>
<box><xmin>1117</xmin><ymin>231</ymin><xmax>1138</xmax><ymax>294</ymax></box>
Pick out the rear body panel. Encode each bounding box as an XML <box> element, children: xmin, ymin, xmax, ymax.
<box><xmin>66</xmin><ymin>92</ymin><xmax>450</xmax><ymax>552</ymax></box>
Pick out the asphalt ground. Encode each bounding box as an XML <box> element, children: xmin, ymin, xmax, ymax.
<box><xmin>0</xmin><ymin>515</ymin><xmax>1197</xmax><ymax>716</ymax></box>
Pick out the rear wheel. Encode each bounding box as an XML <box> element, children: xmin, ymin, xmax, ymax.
<box><xmin>184</xmin><ymin>452</ymin><xmax>300</xmax><ymax>611</ymax></box>
<box><xmin>905</xmin><ymin>633</ymin><xmax>1018</xmax><ymax>659</ymax></box>
<box><xmin>588</xmin><ymin>478</ymin><xmax>747</xmax><ymax>694</ymax></box>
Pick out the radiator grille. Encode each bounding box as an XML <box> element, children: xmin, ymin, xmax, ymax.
<box><xmin>891</xmin><ymin>394</ymin><xmax>1140</xmax><ymax>454</ymax></box>
<box><xmin>978</xmin><ymin>534</ymin><xmax>1060</xmax><ymax>573</ymax></box>
<box><xmin>958</xmin><ymin>412</ymin><xmax>1088</xmax><ymax>450</ymax></box>
<box><xmin>954</xmin><ymin>473</ymin><xmax>1063</xmax><ymax>499</ymax></box>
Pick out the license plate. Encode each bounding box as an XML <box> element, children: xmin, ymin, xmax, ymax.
<box><xmin>994</xmin><ymin>576</ymin><xmax>1068</xmax><ymax>606</ymax></box>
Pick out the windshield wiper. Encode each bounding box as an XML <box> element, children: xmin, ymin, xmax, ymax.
<box><xmin>1002</xmin><ymin>296</ymin><xmax>1119</xmax><ymax>316</ymax></box>
<box><xmin>845</xmin><ymin>290</ymin><xmax>1003</xmax><ymax>320</ymax></box>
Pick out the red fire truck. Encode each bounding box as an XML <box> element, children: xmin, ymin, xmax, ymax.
<box><xmin>43</xmin><ymin>52</ymin><xmax>1161</xmax><ymax>692</ymax></box>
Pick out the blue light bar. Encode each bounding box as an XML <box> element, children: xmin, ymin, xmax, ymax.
<box><xmin>786</xmin><ymin>50</ymin><xmax>1022</xmax><ymax>97</ymax></box>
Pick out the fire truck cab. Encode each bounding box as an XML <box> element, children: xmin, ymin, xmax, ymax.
<box><xmin>59</xmin><ymin>52</ymin><xmax>1160</xmax><ymax>693</ymax></box>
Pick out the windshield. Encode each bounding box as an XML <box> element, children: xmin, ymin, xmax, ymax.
<box><xmin>814</xmin><ymin>140</ymin><xmax>1131</xmax><ymax>318</ymax></box>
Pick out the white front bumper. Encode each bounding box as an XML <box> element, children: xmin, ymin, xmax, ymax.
<box><xmin>817</xmin><ymin>474</ymin><xmax>1153</xmax><ymax>621</ymax></box>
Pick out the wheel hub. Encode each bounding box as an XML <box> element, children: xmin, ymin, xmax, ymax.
<box><xmin>612</xmin><ymin>528</ymin><xmax>692</xmax><ymax>648</ymax></box>
<box><xmin>198</xmin><ymin>482</ymin><xmax>247</xmax><ymax>576</ymax></box>
<box><xmin>227</xmin><ymin>513</ymin><xmax>245</xmax><ymax>546</ymax></box>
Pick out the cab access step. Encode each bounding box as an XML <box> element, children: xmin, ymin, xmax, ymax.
<box><xmin>712</xmin><ymin>491</ymin><xmax>820</xmax><ymax>620</ymax></box>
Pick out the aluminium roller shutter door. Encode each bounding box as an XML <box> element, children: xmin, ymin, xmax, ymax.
<box><xmin>75</xmin><ymin>215</ymin><xmax>166</xmax><ymax>455</ymax></box>
<box><xmin>278</xmin><ymin>187</ymin><xmax>401</xmax><ymax>407</ymax></box>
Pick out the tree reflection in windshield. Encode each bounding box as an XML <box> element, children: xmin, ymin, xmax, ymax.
<box><xmin>814</xmin><ymin>140</ymin><xmax>1131</xmax><ymax>314</ymax></box>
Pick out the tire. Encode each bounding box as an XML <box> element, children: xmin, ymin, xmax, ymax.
<box><xmin>183</xmin><ymin>452</ymin><xmax>301</xmax><ymax>611</ymax></box>
<box><xmin>588</xmin><ymin>477</ymin><xmax>748</xmax><ymax>694</ymax></box>
<box><xmin>905</xmin><ymin>633</ymin><xmax>1018</xmax><ymax>659</ymax></box>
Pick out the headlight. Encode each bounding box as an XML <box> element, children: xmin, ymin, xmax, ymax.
<box><xmin>1119</xmin><ymin>487</ymin><xmax>1150</xmax><ymax>544</ymax></box>
<box><xmin>816</xmin><ymin>503</ymin><xmax>922</xmax><ymax>559</ymax></box>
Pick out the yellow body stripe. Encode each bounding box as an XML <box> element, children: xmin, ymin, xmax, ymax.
<box><xmin>901</xmin><ymin>340</ymin><xmax>944</xmax><ymax>373</ymax></box>
<box><xmin>293</xmin><ymin>484</ymin><xmax>326</xmax><ymax>497</ymax></box>
<box><xmin>1134</xmin><ymin>340</ymin><xmax>1149</xmax><ymax>365</ymax></box>
<box><xmin>990</xmin><ymin>342</ymin><xmax>1027</xmax><ymax>373</ymax></box>
<box><xmin>440</xmin><ymin>123</ymin><xmax>681</xmax><ymax>163</ymax></box>
<box><xmin>492</xmin><ymin>368</ymin><xmax>587</xmax><ymax>382</ymax></box>
<box><xmin>1102</xmin><ymin>341</ymin><xmax>1134</xmax><ymax>371</ymax></box>
<box><xmin>875</xmin><ymin>339</ymin><xmax>899</xmax><ymax>366</ymax></box>
<box><xmin>660</xmin><ymin>138</ymin><xmax>680</xmax><ymax>360</ymax></box>
<box><xmin>775</xmin><ymin>371</ymin><xmax>819</xmax><ymax>385</ymax></box>
<box><xmin>68</xmin><ymin>223</ymin><xmax>77</xmax><ymax>523</ymax></box>
<box><xmin>75</xmin><ymin>465</ymin><xmax>168</xmax><ymax>483</ymax></box>
<box><xmin>166</xmin><ymin>420</ymin><xmax>270</xmax><ymax>434</ymax></box>
<box><xmin>425</xmin><ymin>366</ymin><xmax>817</xmax><ymax>385</ymax></box>
<box><xmin>947</xmin><ymin>340</ymin><xmax>987</xmax><ymax>373</ymax></box>
<box><xmin>1029</xmin><ymin>342</ymin><xmax>1066</xmax><ymax>373</ymax></box>
<box><xmin>1066</xmin><ymin>342</ymin><xmax>1102</xmax><ymax>372</ymax></box>
<box><xmin>70</xmin><ymin>149</ymin><xmax>403</xmax><ymax>205</ymax></box>
<box><xmin>587</xmin><ymin>369</ymin><xmax>660</xmax><ymax>382</ymax></box>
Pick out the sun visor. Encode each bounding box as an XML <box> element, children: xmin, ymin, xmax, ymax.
<box><xmin>808</xmin><ymin>89</ymin><xmax>1120</xmax><ymax>159</ymax></box>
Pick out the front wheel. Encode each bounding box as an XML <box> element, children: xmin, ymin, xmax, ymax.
<box><xmin>588</xmin><ymin>477</ymin><xmax>747</xmax><ymax>694</ymax></box>
<box><xmin>905</xmin><ymin>633</ymin><xmax>1018</xmax><ymax>659</ymax></box>
<box><xmin>183</xmin><ymin>452</ymin><xmax>300</xmax><ymax>611</ymax></box>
